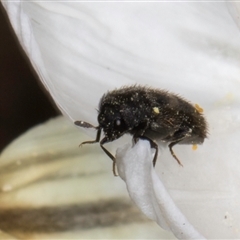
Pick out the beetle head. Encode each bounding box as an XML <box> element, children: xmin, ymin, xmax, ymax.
<box><xmin>98</xmin><ymin>104</ymin><xmax>130</xmax><ymax>142</ymax></box>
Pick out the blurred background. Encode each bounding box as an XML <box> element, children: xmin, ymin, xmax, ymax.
<box><xmin>0</xmin><ymin>5</ymin><xmax>59</xmax><ymax>153</ymax></box>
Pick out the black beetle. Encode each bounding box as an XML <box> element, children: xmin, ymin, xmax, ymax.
<box><xmin>75</xmin><ymin>85</ymin><xmax>208</xmax><ymax>176</ymax></box>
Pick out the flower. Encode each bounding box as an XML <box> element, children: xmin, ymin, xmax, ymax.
<box><xmin>2</xmin><ymin>1</ymin><xmax>240</xmax><ymax>238</ymax></box>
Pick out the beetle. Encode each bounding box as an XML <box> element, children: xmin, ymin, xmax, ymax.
<box><xmin>75</xmin><ymin>85</ymin><xmax>208</xmax><ymax>176</ymax></box>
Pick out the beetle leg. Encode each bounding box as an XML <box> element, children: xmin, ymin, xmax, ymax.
<box><xmin>100</xmin><ymin>137</ymin><xmax>118</xmax><ymax>176</ymax></box>
<box><xmin>133</xmin><ymin>135</ymin><xmax>159</xmax><ymax>167</ymax></box>
<box><xmin>150</xmin><ymin>142</ymin><xmax>158</xmax><ymax>167</ymax></box>
<box><xmin>168</xmin><ymin>141</ymin><xmax>183</xmax><ymax>166</ymax></box>
<box><xmin>76</xmin><ymin>127</ymin><xmax>118</xmax><ymax>175</ymax></box>
<box><xmin>166</xmin><ymin>126</ymin><xmax>192</xmax><ymax>166</ymax></box>
<box><xmin>79</xmin><ymin>128</ymin><xmax>101</xmax><ymax>147</ymax></box>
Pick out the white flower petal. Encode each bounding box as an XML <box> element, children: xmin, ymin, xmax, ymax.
<box><xmin>3</xmin><ymin>2</ymin><xmax>240</xmax><ymax>122</ymax></box>
<box><xmin>116</xmin><ymin>140</ymin><xmax>205</xmax><ymax>239</ymax></box>
<box><xmin>227</xmin><ymin>2</ymin><xmax>240</xmax><ymax>30</ymax></box>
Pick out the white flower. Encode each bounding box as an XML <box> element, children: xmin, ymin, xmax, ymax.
<box><xmin>2</xmin><ymin>1</ymin><xmax>240</xmax><ymax>238</ymax></box>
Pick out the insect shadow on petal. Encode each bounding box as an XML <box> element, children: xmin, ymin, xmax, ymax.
<box><xmin>75</xmin><ymin>85</ymin><xmax>208</xmax><ymax>176</ymax></box>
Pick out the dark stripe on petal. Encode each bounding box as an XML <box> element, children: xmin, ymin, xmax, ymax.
<box><xmin>0</xmin><ymin>199</ymin><xmax>147</xmax><ymax>233</ymax></box>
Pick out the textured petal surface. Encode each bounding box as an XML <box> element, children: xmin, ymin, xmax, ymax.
<box><xmin>0</xmin><ymin>117</ymin><xmax>175</xmax><ymax>239</ymax></box>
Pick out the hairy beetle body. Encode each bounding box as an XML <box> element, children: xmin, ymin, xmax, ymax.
<box><xmin>75</xmin><ymin>85</ymin><xmax>208</xmax><ymax>176</ymax></box>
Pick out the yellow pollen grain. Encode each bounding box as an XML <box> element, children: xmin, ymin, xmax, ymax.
<box><xmin>153</xmin><ymin>107</ymin><xmax>160</xmax><ymax>114</ymax></box>
<box><xmin>195</xmin><ymin>104</ymin><xmax>204</xmax><ymax>113</ymax></box>
<box><xmin>192</xmin><ymin>144</ymin><xmax>198</xmax><ymax>150</ymax></box>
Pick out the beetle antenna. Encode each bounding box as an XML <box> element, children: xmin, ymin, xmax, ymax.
<box><xmin>74</xmin><ymin>121</ymin><xmax>98</xmax><ymax>129</ymax></box>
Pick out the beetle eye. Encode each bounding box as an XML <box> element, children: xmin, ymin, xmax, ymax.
<box><xmin>115</xmin><ymin>118</ymin><xmax>121</xmax><ymax>126</ymax></box>
<box><xmin>113</xmin><ymin>117</ymin><xmax>127</xmax><ymax>132</ymax></box>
